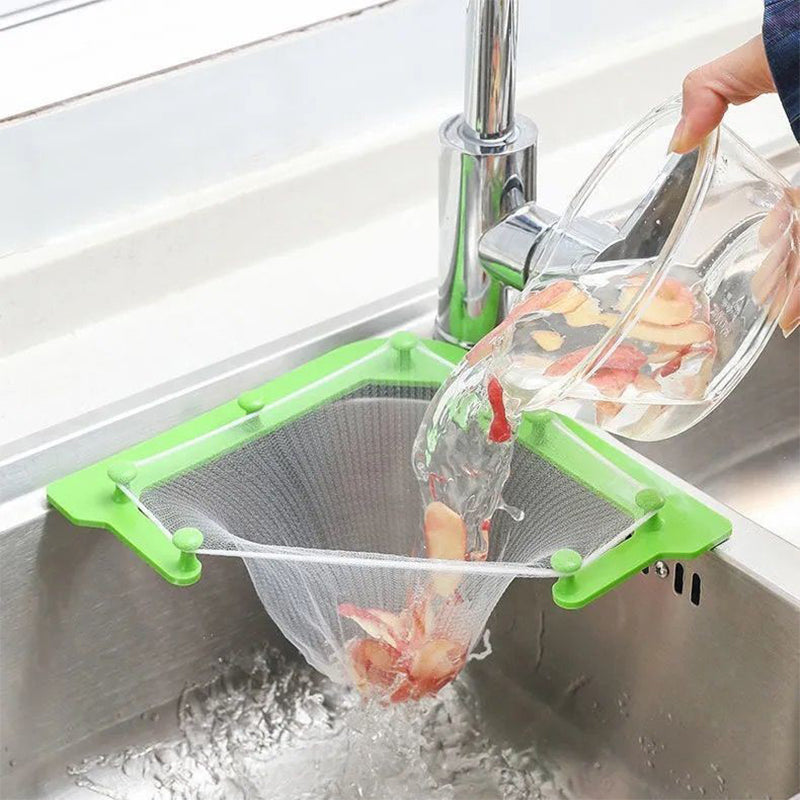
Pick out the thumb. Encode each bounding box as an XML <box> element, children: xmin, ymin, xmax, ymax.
<box><xmin>670</xmin><ymin>35</ymin><xmax>776</xmax><ymax>154</ymax></box>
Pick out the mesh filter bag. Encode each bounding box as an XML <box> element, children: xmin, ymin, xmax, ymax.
<box><xmin>121</xmin><ymin>341</ymin><xmax>652</xmax><ymax>703</ymax></box>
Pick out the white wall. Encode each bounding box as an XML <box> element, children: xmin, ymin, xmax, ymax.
<box><xmin>0</xmin><ymin>0</ymin><xmax>762</xmax><ymax>257</ymax></box>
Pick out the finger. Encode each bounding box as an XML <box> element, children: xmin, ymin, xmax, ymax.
<box><xmin>759</xmin><ymin>192</ymin><xmax>795</xmax><ymax>247</ymax></box>
<box><xmin>670</xmin><ymin>36</ymin><xmax>776</xmax><ymax>154</ymax></box>
<box><xmin>752</xmin><ymin>233</ymin><xmax>791</xmax><ymax>304</ymax></box>
<box><xmin>779</xmin><ymin>279</ymin><xmax>800</xmax><ymax>336</ymax></box>
<box><xmin>780</xmin><ymin>228</ymin><xmax>800</xmax><ymax>336</ymax></box>
<box><xmin>768</xmin><ymin>272</ymin><xmax>792</xmax><ymax>325</ymax></box>
<box><xmin>669</xmin><ymin>81</ymin><xmax>728</xmax><ymax>154</ymax></box>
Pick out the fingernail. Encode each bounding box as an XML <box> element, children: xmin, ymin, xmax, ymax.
<box><xmin>668</xmin><ymin>118</ymin><xmax>686</xmax><ymax>154</ymax></box>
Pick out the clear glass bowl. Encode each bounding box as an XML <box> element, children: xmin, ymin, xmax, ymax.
<box><xmin>494</xmin><ymin>96</ymin><xmax>798</xmax><ymax>440</ymax></box>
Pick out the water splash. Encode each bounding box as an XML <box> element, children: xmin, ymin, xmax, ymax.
<box><xmin>68</xmin><ymin>646</ymin><xmax>569</xmax><ymax>800</ymax></box>
<box><xmin>497</xmin><ymin>501</ymin><xmax>525</xmax><ymax>522</ymax></box>
<box><xmin>467</xmin><ymin>629</ymin><xmax>493</xmax><ymax>663</ymax></box>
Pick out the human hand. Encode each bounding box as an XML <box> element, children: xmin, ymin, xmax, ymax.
<box><xmin>671</xmin><ymin>35</ymin><xmax>798</xmax><ymax>336</ymax></box>
<box><xmin>669</xmin><ymin>35</ymin><xmax>777</xmax><ymax>154</ymax></box>
<box><xmin>752</xmin><ymin>188</ymin><xmax>800</xmax><ymax>337</ymax></box>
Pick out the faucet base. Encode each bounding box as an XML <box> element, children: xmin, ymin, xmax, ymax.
<box><xmin>432</xmin><ymin>318</ymin><xmax>475</xmax><ymax>351</ymax></box>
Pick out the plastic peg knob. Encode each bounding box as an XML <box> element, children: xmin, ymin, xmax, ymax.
<box><xmin>172</xmin><ymin>527</ymin><xmax>204</xmax><ymax>575</ymax></box>
<box><xmin>107</xmin><ymin>461</ymin><xmax>137</xmax><ymax>503</ymax></box>
<box><xmin>550</xmin><ymin>548</ymin><xmax>582</xmax><ymax>576</ymax></box>
<box><xmin>636</xmin><ymin>488</ymin><xmax>665</xmax><ymax>513</ymax></box>
<box><xmin>237</xmin><ymin>391</ymin><xmax>266</xmax><ymax>416</ymax></box>
<box><xmin>389</xmin><ymin>331</ymin><xmax>418</xmax><ymax>369</ymax></box>
<box><xmin>636</xmin><ymin>488</ymin><xmax>666</xmax><ymax>531</ymax></box>
<box><xmin>551</xmin><ymin>548</ymin><xmax>583</xmax><ymax>600</ymax></box>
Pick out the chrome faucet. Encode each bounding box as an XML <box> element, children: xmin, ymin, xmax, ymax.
<box><xmin>435</xmin><ymin>0</ymin><xmax>543</xmax><ymax>347</ymax></box>
<box><xmin>435</xmin><ymin>0</ymin><xmax>694</xmax><ymax>347</ymax></box>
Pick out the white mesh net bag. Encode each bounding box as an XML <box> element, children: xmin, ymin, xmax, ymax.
<box><xmin>118</xmin><ymin>338</ymin><xmax>653</xmax><ymax>703</ymax></box>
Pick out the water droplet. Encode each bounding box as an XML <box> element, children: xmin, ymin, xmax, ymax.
<box><xmin>498</xmin><ymin>500</ymin><xmax>524</xmax><ymax>521</ymax></box>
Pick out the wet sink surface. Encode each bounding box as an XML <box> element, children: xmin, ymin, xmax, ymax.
<box><xmin>631</xmin><ymin>331</ymin><xmax>800</xmax><ymax>547</ymax></box>
<box><xmin>31</xmin><ymin>645</ymin><xmax>628</xmax><ymax>800</ymax></box>
<box><xmin>1</xmin><ymin>317</ymin><xmax>797</xmax><ymax>800</ymax></box>
<box><xmin>5</xmin><ymin>542</ymin><xmax>796</xmax><ymax>800</ymax></box>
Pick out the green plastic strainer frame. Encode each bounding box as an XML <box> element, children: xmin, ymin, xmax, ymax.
<box><xmin>47</xmin><ymin>333</ymin><xmax>731</xmax><ymax>608</ymax></box>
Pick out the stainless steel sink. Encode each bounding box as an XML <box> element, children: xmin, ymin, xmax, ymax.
<box><xmin>1</xmin><ymin>305</ymin><xmax>798</xmax><ymax>799</ymax></box>
<box><xmin>631</xmin><ymin>330</ymin><xmax>800</xmax><ymax>548</ymax></box>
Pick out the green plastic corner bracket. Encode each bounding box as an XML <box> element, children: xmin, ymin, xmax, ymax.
<box><xmin>47</xmin><ymin>337</ymin><xmax>462</xmax><ymax>586</ymax></box>
<box><xmin>47</xmin><ymin>334</ymin><xmax>731</xmax><ymax>605</ymax></box>
<box><xmin>543</xmin><ymin>416</ymin><xmax>730</xmax><ymax>608</ymax></box>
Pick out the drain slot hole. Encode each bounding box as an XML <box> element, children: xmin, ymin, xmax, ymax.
<box><xmin>673</xmin><ymin>562</ymin><xmax>684</xmax><ymax>595</ymax></box>
<box><xmin>690</xmin><ymin>573</ymin><xmax>702</xmax><ymax>606</ymax></box>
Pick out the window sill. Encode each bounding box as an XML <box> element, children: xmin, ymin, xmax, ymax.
<box><xmin>0</xmin><ymin>0</ymin><xmax>385</xmax><ymax>119</ymax></box>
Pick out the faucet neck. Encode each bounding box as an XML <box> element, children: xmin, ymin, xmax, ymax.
<box><xmin>464</xmin><ymin>0</ymin><xmax>518</xmax><ymax>140</ymax></box>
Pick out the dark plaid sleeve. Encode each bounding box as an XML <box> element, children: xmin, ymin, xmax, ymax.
<box><xmin>763</xmin><ymin>0</ymin><xmax>800</xmax><ymax>142</ymax></box>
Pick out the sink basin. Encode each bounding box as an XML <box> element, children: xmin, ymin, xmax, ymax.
<box><xmin>630</xmin><ymin>331</ymin><xmax>800</xmax><ymax>548</ymax></box>
<box><xmin>1</xmin><ymin>324</ymin><xmax>797</xmax><ymax>799</ymax></box>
